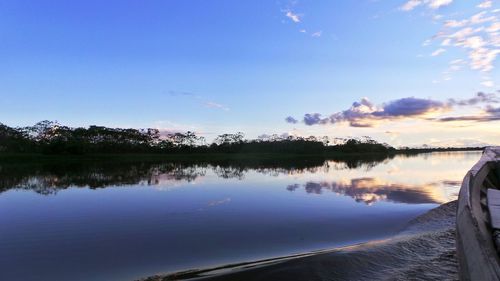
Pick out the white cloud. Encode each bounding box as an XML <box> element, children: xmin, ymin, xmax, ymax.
<box><xmin>169</xmin><ymin>89</ymin><xmax>230</xmax><ymax>112</ymax></box>
<box><xmin>416</xmin><ymin>1</ymin><xmax>500</xmax><ymax>75</ymax></box>
<box><xmin>462</xmin><ymin>36</ymin><xmax>487</xmax><ymax>49</ymax></box>
<box><xmin>204</xmin><ymin>101</ymin><xmax>229</xmax><ymax>111</ymax></box>
<box><xmin>448</xmin><ymin>58</ymin><xmax>465</xmax><ymax>71</ymax></box>
<box><xmin>427</xmin><ymin>138</ymin><xmax>492</xmax><ymax>148</ymax></box>
<box><xmin>450</xmin><ymin>59</ymin><xmax>464</xmax><ymax>64</ymax></box>
<box><xmin>481</xmin><ymin>80</ymin><xmax>495</xmax><ymax>87</ymax></box>
<box><xmin>441</xmin><ymin>38</ymin><xmax>451</xmax><ymax>46</ymax></box>
<box><xmin>470</xmin><ymin>11</ymin><xmax>496</xmax><ymax>25</ymax></box>
<box><xmin>444</xmin><ymin>19</ymin><xmax>468</xmax><ymax>28</ymax></box>
<box><xmin>431</xmin><ymin>48</ymin><xmax>446</xmax><ymax>56</ymax></box>
<box><xmin>428</xmin><ymin>0</ymin><xmax>453</xmax><ymax>9</ymax></box>
<box><xmin>285</xmin><ymin>10</ymin><xmax>301</xmax><ymax>23</ymax></box>
<box><xmin>311</xmin><ymin>31</ymin><xmax>322</xmax><ymax>37</ymax></box>
<box><xmin>478</xmin><ymin>1</ymin><xmax>493</xmax><ymax>9</ymax></box>
<box><xmin>400</xmin><ymin>0</ymin><xmax>453</xmax><ymax>11</ymax></box>
<box><xmin>401</xmin><ymin>0</ymin><xmax>422</xmax><ymax>11</ymax></box>
<box><xmin>486</xmin><ymin>22</ymin><xmax>500</xmax><ymax>32</ymax></box>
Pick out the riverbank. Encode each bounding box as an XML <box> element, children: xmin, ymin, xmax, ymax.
<box><xmin>142</xmin><ymin>201</ymin><xmax>458</xmax><ymax>281</ymax></box>
<box><xmin>0</xmin><ymin>147</ymin><xmax>483</xmax><ymax>165</ymax></box>
<box><xmin>0</xmin><ymin>151</ymin><xmax>396</xmax><ymax>169</ymax></box>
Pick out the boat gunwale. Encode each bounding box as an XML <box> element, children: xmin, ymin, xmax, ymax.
<box><xmin>457</xmin><ymin>147</ymin><xmax>500</xmax><ymax>281</ymax></box>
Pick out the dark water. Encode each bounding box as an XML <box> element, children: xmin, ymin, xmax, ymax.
<box><xmin>0</xmin><ymin>152</ymin><xmax>481</xmax><ymax>281</ymax></box>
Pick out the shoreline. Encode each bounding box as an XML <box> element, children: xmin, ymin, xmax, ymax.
<box><xmin>141</xmin><ymin>200</ymin><xmax>458</xmax><ymax>281</ymax></box>
<box><xmin>0</xmin><ymin>149</ymin><xmax>483</xmax><ymax>165</ymax></box>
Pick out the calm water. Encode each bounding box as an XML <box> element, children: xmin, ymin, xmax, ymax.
<box><xmin>0</xmin><ymin>152</ymin><xmax>481</xmax><ymax>281</ymax></box>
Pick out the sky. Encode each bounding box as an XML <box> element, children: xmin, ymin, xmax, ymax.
<box><xmin>0</xmin><ymin>0</ymin><xmax>499</xmax><ymax>147</ymax></box>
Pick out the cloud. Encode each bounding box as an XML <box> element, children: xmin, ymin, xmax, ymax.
<box><xmin>431</xmin><ymin>48</ymin><xmax>446</xmax><ymax>56</ymax></box>
<box><xmin>400</xmin><ymin>0</ymin><xmax>422</xmax><ymax>11</ymax></box>
<box><xmin>428</xmin><ymin>0</ymin><xmax>453</xmax><ymax>9</ymax></box>
<box><xmin>167</xmin><ymin>90</ymin><xmax>196</xmax><ymax>97</ymax></box>
<box><xmin>304</xmin><ymin>113</ymin><xmax>329</xmax><ymax>125</ymax></box>
<box><xmin>478</xmin><ymin>1</ymin><xmax>493</xmax><ymax>9</ymax></box>
<box><xmin>448</xmin><ymin>91</ymin><xmax>499</xmax><ymax>105</ymax></box>
<box><xmin>435</xmin><ymin>114</ymin><xmax>500</xmax><ymax>122</ymax></box>
<box><xmin>444</xmin><ymin>20</ymin><xmax>467</xmax><ymax>28</ymax></box>
<box><xmin>257</xmin><ymin>130</ymin><xmax>302</xmax><ymax>141</ymax></box>
<box><xmin>311</xmin><ymin>31</ymin><xmax>322</xmax><ymax>37</ymax></box>
<box><xmin>434</xmin><ymin>104</ymin><xmax>500</xmax><ymax>122</ymax></box>
<box><xmin>426</xmin><ymin>138</ymin><xmax>492</xmax><ymax>147</ymax></box>
<box><xmin>294</xmin><ymin>97</ymin><xmax>446</xmax><ymax>127</ymax></box>
<box><xmin>481</xmin><ymin>80</ymin><xmax>495</xmax><ymax>87</ymax></box>
<box><xmin>285</xmin><ymin>10</ymin><xmax>301</xmax><ymax>23</ymax></box>
<box><xmin>287</xmin><ymin>92</ymin><xmax>500</xmax><ymax>127</ymax></box>
<box><xmin>400</xmin><ymin>0</ymin><xmax>453</xmax><ymax>11</ymax></box>
<box><xmin>377</xmin><ymin>97</ymin><xmax>445</xmax><ymax>116</ymax></box>
<box><xmin>413</xmin><ymin>1</ymin><xmax>500</xmax><ymax>76</ymax></box>
<box><xmin>204</xmin><ymin>101</ymin><xmax>229</xmax><ymax>111</ymax></box>
<box><xmin>169</xmin><ymin>90</ymin><xmax>229</xmax><ymax>111</ymax></box>
<box><xmin>486</xmin><ymin>105</ymin><xmax>500</xmax><ymax>114</ymax></box>
<box><xmin>285</xmin><ymin>116</ymin><xmax>299</xmax><ymax>124</ymax></box>
<box><xmin>152</xmin><ymin>120</ymin><xmax>203</xmax><ymax>137</ymax></box>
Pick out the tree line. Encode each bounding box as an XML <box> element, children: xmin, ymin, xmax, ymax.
<box><xmin>0</xmin><ymin>121</ymin><xmax>395</xmax><ymax>155</ymax></box>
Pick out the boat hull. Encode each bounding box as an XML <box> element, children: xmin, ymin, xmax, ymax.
<box><xmin>457</xmin><ymin>147</ymin><xmax>500</xmax><ymax>281</ymax></box>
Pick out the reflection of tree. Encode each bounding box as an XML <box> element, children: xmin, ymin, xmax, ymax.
<box><xmin>287</xmin><ymin>178</ymin><xmax>451</xmax><ymax>205</ymax></box>
<box><xmin>0</xmin><ymin>154</ymin><xmax>393</xmax><ymax>195</ymax></box>
<box><xmin>0</xmin><ymin>162</ymin><xmax>209</xmax><ymax>195</ymax></box>
<box><xmin>328</xmin><ymin>154</ymin><xmax>395</xmax><ymax>171</ymax></box>
<box><xmin>213</xmin><ymin>166</ymin><xmax>246</xmax><ymax>180</ymax></box>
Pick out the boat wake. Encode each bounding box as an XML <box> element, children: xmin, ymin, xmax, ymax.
<box><xmin>142</xmin><ymin>201</ymin><xmax>458</xmax><ymax>281</ymax></box>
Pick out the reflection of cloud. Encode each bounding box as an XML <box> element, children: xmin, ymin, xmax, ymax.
<box><xmin>207</xmin><ymin>197</ymin><xmax>231</xmax><ymax>207</ymax></box>
<box><xmin>287</xmin><ymin>178</ymin><xmax>452</xmax><ymax>205</ymax></box>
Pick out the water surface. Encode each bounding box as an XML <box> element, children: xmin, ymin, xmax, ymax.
<box><xmin>0</xmin><ymin>151</ymin><xmax>481</xmax><ymax>280</ymax></box>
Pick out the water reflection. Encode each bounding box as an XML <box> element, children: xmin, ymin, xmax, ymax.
<box><xmin>0</xmin><ymin>154</ymin><xmax>393</xmax><ymax>195</ymax></box>
<box><xmin>0</xmin><ymin>151</ymin><xmax>481</xmax><ymax>281</ymax></box>
<box><xmin>0</xmin><ymin>163</ymin><xmax>209</xmax><ymax>195</ymax></box>
<box><xmin>0</xmin><ymin>152</ymin><xmax>471</xmax><ymax>205</ymax></box>
<box><xmin>287</xmin><ymin>178</ymin><xmax>463</xmax><ymax>205</ymax></box>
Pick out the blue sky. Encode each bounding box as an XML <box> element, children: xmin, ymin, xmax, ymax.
<box><xmin>1</xmin><ymin>0</ymin><xmax>499</xmax><ymax>146</ymax></box>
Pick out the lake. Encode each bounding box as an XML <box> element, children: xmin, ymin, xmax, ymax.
<box><xmin>0</xmin><ymin>151</ymin><xmax>481</xmax><ymax>281</ymax></box>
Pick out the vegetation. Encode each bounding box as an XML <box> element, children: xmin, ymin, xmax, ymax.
<box><xmin>0</xmin><ymin>121</ymin><xmax>397</xmax><ymax>155</ymax></box>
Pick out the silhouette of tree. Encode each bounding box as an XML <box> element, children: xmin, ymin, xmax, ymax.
<box><xmin>6</xmin><ymin>121</ymin><xmax>481</xmax><ymax>156</ymax></box>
